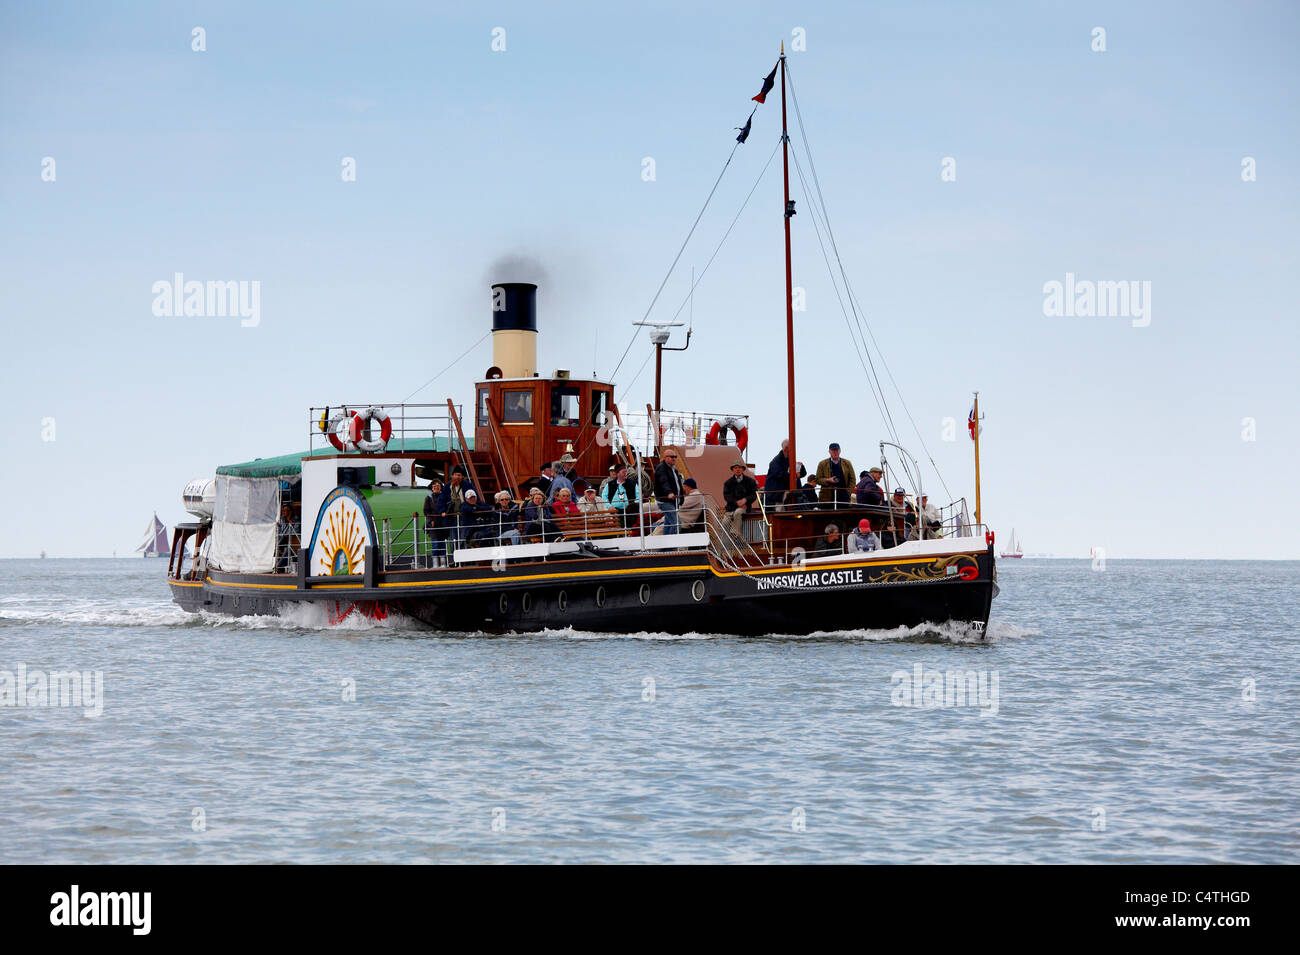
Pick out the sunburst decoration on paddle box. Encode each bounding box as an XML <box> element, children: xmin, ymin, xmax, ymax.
<box><xmin>309</xmin><ymin>487</ymin><xmax>375</xmax><ymax>577</ymax></box>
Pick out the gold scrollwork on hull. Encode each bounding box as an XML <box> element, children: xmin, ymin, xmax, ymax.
<box><xmin>871</xmin><ymin>554</ymin><xmax>979</xmax><ymax>584</ymax></box>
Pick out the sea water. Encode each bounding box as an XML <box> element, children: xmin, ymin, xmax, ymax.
<box><xmin>0</xmin><ymin>558</ymin><xmax>1295</xmax><ymax>863</ymax></box>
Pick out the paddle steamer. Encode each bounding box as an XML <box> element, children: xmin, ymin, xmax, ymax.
<box><xmin>165</xmin><ymin>49</ymin><xmax>997</xmax><ymax>636</ymax></box>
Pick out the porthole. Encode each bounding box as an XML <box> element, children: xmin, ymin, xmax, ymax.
<box><xmin>557</xmin><ymin>590</ymin><xmax>568</xmax><ymax>612</ymax></box>
<box><xmin>521</xmin><ymin>592</ymin><xmax>532</xmax><ymax>613</ymax></box>
<box><xmin>638</xmin><ymin>584</ymin><xmax>651</xmax><ymax>605</ymax></box>
<box><xmin>691</xmin><ymin>580</ymin><xmax>705</xmax><ymax>602</ymax></box>
<box><xmin>498</xmin><ymin>593</ymin><xmax>508</xmax><ymax>614</ymax></box>
<box><xmin>595</xmin><ymin>586</ymin><xmax>606</xmax><ymax>608</ymax></box>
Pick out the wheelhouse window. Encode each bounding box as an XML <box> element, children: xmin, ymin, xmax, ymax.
<box><xmin>477</xmin><ymin>387</ymin><xmax>489</xmax><ymax>427</ymax></box>
<box><xmin>551</xmin><ymin>386</ymin><xmax>581</xmax><ymax>427</ymax></box>
<box><xmin>591</xmin><ymin>390</ymin><xmax>610</xmax><ymax>428</ymax></box>
<box><xmin>502</xmin><ymin>389</ymin><xmax>533</xmax><ymax>423</ymax></box>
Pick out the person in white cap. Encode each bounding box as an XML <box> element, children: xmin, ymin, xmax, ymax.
<box><xmin>458</xmin><ymin>488</ymin><xmax>493</xmax><ymax>546</ymax></box>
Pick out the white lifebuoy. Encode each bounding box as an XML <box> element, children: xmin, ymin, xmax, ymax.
<box><xmin>350</xmin><ymin>406</ymin><xmax>393</xmax><ymax>453</ymax></box>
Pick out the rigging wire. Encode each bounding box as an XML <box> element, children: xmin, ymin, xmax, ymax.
<box><xmin>785</xmin><ymin>59</ymin><xmax>954</xmax><ymax>500</ymax></box>
<box><xmin>788</xmin><ymin>145</ymin><xmax>897</xmax><ymax>444</ymax></box>
<box><xmin>402</xmin><ymin>329</ymin><xmax>491</xmax><ymax>403</ymax></box>
<box><xmin>571</xmin><ymin>141</ymin><xmax>781</xmax><ymax>466</ymax></box>
<box><xmin>663</xmin><ymin>139</ymin><xmax>781</xmax><ymax>324</ymax></box>
<box><xmin>608</xmin><ymin>140</ymin><xmax>744</xmax><ymax>383</ymax></box>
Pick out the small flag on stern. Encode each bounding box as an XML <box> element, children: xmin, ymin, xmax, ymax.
<box><xmin>753</xmin><ymin>64</ymin><xmax>777</xmax><ymax>103</ymax></box>
<box><xmin>736</xmin><ymin>112</ymin><xmax>753</xmax><ymax>144</ymax></box>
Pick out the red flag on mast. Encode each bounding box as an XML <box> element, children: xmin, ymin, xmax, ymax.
<box><xmin>752</xmin><ymin>64</ymin><xmax>777</xmax><ymax>103</ymax></box>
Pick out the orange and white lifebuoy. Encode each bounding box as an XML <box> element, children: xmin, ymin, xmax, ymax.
<box><xmin>350</xmin><ymin>407</ymin><xmax>393</xmax><ymax>453</ymax></box>
<box><xmin>705</xmin><ymin>417</ymin><xmax>748</xmax><ymax>453</ymax></box>
<box><xmin>323</xmin><ymin>412</ymin><xmax>354</xmax><ymax>452</ymax></box>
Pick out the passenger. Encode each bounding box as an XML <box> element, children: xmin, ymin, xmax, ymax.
<box><xmin>785</xmin><ymin>474</ymin><xmax>818</xmax><ymax>507</ymax></box>
<box><xmin>423</xmin><ymin>480</ymin><xmax>446</xmax><ymax>561</ymax></box>
<box><xmin>678</xmin><ymin>478</ymin><xmax>706</xmax><ymax>530</ymax></box>
<box><xmin>577</xmin><ymin>487</ymin><xmax>610</xmax><ymax>515</ymax></box>
<box><xmin>558</xmin><ymin>453</ymin><xmax>580</xmax><ymax>483</ymax></box>
<box><xmin>763</xmin><ymin>439</ymin><xmax>805</xmax><ymax>507</ymax></box>
<box><xmin>815</xmin><ymin>443</ymin><xmax>856</xmax><ymax>508</ymax></box>
<box><xmin>438</xmin><ymin>470</ymin><xmax>475</xmax><ymax>543</ymax></box>
<box><xmin>815</xmin><ymin>523</ymin><xmax>845</xmax><ymax>557</ymax></box>
<box><xmin>545</xmin><ymin>461</ymin><xmax>575</xmax><ymax>504</ymax></box>
<box><xmin>856</xmin><ymin>467</ymin><xmax>885</xmax><ymax>506</ymax></box>
<box><xmin>722</xmin><ymin>460</ymin><xmax>758</xmax><ymax>539</ymax></box>
<box><xmin>653</xmin><ymin>449</ymin><xmax>684</xmax><ymax>535</ymax></box>
<box><xmin>598</xmin><ymin>464</ymin><xmax>617</xmax><ymax>499</ymax></box>
<box><xmin>916</xmin><ymin>493</ymin><xmax>942</xmax><ymax>539</ymax></box>
<box><xmin>847</xmin><ymin>518</ymin><xmax>881</xmax><ymax>553</ymax></box>
<box><xmin>533</xmin><ymin>463</ymin><xmax>556</xmax><ymax>499</ymax></box>
<box><xmin>550</xmin><ymin>487</ymin><xmax>581</xmax><ymax>517</ymax></box>
<box><xmin>458</xmin><ymin>489</ymin><xmax>494</xmax><ymax>546</ymax></box>
<box><xmin>881</xmin><ymin>488</ymin><xmax>915</xmax><ymax>548</ymax></box>
<box><xmin>437</xmin><ymin>468</ymin><xmax>474</xmax><ymax>514</ymax></box>
<box><xmin>491</xmin><ymin>491</ymin><xmax>522</xmax><ymax>546</ymax></box>
<box><xmin>522</xmin><ymin>487</ymin><xmax>550</xmax><ymax>541</ymax></box>
<box><xmin>602</xmin><ymin>464</ymin><xmax>641</xmax><ymax>529</ymax></box>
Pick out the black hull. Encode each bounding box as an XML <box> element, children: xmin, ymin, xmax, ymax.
<box><xmin>169</xmin><ymin>545</ymin><xmax>996</xmax><ymax>637</ymax></box>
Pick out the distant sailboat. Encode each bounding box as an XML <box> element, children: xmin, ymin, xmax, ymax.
<box><xmin>137</xmin><ymin>513</ymin><xmax>171</xmax><ymax>558</ymax></box>
<box><xmin>1000</xmin><ymin>528</ymin><xmax>1024</xmax><ymax>559</ymax></box>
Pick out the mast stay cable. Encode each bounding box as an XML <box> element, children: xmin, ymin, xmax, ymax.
<box><xmin>784</xmin><ymin>60</ymin><xmax>954</xmax><ymax>500</ymax></box>
<box><xmin>608</xmin><ymin>140</ymin><xmax>745</xmax><ymax>384</ymax></box>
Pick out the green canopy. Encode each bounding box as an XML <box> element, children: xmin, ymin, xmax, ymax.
<box><xmin>216</xmin><ymin>436</ymin><xmax>470</xmax><ymax>479</ymax></box>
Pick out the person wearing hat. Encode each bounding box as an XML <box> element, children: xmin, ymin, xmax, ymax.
<box><xmin>916</xmin><ymin>493</ymin><xmax>942</xmax><ymax>539</ymax></box>
<box><xmin>653</xmin><ymin>449</ymin><xmax>684</xmax><ymax>535</ymax></box>
<box><xmin>558</xmin><ymin>453</ymin><xmax>579</xmax><ymax>483</ymax></box>
<box><xmin>457</xmin><ymin>488</ymin><xmax>494</xmax><ymax>547</ymax></box>
<box><xmin>577</xmin><ymin>485</ymin><xmax>611</xmax><ymax>515</ymax></box>
<box><xmin>598</xmin><ymin>463</ymin><xmax>617</xmax><ymax>499</ymax></box>
<box><xmin>545</xmin><ymin>460</ymin><xmax>575</xmax><ymax>504</ymax></box>
<box><xmin>882</xmin><ymin>488</ymin><xmax>915</xmax><ymax>548</ymax></box>
<box><xmin>436</xmin><ymin>467</ymin><xmax>475</xmax><ymax>518</ymax></box>
<box><xmin>815</xmin><ymin>443</ymin><xmax>856</xmax><ymax>508</ymax></box>
<box><xmin>856</xmin><ymin>467</ymin><xmax>885</xmax><ymax>506</ymax></box>
<box><xmin>533</xmin><ymin>463</ymin><xmax>555</xmax><ymax>499</ymax></box>
<box><xmin>847</xmin><ymin>518</ymin><xmax>881</xmax><ymax>553</ymax></box>
<box><xmin>678</xmin><ymin>477</ymin><xmax>707</xmax><ymax>530</ymax></box>
<box><xmin>722</xmin><ymin>460</ymin><xmax>759</xmax><ymax>538</ymax></box>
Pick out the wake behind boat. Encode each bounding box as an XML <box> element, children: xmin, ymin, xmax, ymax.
<box><xmin>164</xmin><ymin>48</ymin><xmax>998</xmax><ymax>636</ymax></box>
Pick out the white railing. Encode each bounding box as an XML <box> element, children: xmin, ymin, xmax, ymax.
<box><xmin>307</xmin><ymin>403</ymin><xmax>465</xmax><ymax>456</ymax></box>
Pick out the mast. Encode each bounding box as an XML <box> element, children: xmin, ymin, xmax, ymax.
<box><xmin>780</xmin><ymin>43</ymin><xmax>797</xmax><ymax>496</ymax></box>
<box><xmin>973</xmin><ymin>392</ymin><xmax>982</xmax><ymax>527</ymax></box>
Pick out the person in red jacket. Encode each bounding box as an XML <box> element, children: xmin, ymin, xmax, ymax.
<box><xmin>550</xmin><ymin>487</ymin><xmax>581</xmax><ymax>517</ymax></box>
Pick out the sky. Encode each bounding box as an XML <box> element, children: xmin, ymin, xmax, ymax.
<box><xmin>2</xmin><ymin>0</ymin><xmax>1297</xmax><ymax>559</ymax></box>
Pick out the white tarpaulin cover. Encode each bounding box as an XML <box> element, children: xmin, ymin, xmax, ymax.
<box><xmin>210</xmin><ymin>475</ymin><xmax>280</xmax><ymax>572</ymax></box>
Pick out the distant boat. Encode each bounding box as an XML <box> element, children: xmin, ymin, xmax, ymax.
<box><xmin>137</xmin><ymin>513</ymin><xmax>171</xmax><ymax>558</ymax></box>
<box><xmin>1000</xmin><ymin>528</ymin><xmax>1024</xmax><ymax>559</ymax></box>
<box><xmin>39</xmin><ymin>550</ymin><xmax>46</xmax><ymax>559</ymax></box>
